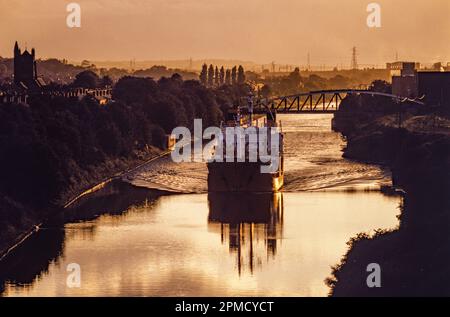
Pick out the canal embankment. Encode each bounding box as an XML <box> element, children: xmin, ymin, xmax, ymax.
<box><xmin>327</xmin><ymin>97</ymin><xmax>450</xmax><ymax>296</ymax></box>
<box><xmin>332</xmin><ymin>109</ymin><xmax>450</xmax><ymax>195</ymax></box>
<box><xmin>0</xmin><ymin>146</ymin><xmax>169</xmax><ymax>261</ymax></box>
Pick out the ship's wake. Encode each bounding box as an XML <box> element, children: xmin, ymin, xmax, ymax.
<box><xmin>124</xmin><ymin>156</ymin><xmax>208</xmax><ymax>194</ymax></box>
<box><xmin>123</xmin><ymin>155</ymin><xmax>390</xmax><ymax>194</ymax></box>
<box><xmin>124</xmin><ymin>114</ymin><xmax>392</xmax><ymax>194</ymax></box>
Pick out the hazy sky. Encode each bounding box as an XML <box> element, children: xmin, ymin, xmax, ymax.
<box><xmin>1</xmin><ymin>0</ymin><xmax>449</xmax><ymax>65</ymax></box>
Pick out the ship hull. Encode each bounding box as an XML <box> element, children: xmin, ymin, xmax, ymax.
<box><xmin>207</xmin><ymin>161</ymin><xmax>284</xmax><ymax>193</ymax></box>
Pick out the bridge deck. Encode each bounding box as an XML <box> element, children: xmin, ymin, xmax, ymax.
<box><xmin>252</xmin><ymin>89</ymin><xmax>425</xmax><ymax>114</ymax></box>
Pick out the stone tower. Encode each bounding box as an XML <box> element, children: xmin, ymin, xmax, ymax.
<box><xmin>14</xmin><ymin>41</ymin><xmax>38</xmax><ymax>87</ymax></box>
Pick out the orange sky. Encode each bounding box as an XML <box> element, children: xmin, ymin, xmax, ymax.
<box><xmin>1</xmin><ymin>0</ymin><xmax>449</xmax><ymax>65</ymax></box>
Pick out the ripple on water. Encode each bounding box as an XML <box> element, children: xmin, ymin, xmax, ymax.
<box><xmin>124</xmin><ymin>114</ymin><xmax>391</xmax><ymax>193</ymax></box>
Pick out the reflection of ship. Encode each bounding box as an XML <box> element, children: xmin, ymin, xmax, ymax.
<box><xmin>207</xmin><ymin>101</ymin><xmax>284</xmax><ymax>193</ymax></box>
<box><xmin>207</xmin><ymin>192</ymin><xmax>284</xmax><ymax>274</ymax></box>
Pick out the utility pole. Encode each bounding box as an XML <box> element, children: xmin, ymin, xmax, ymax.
<box><xmin>307</xmin><ymin>52</ymin><xmax>311</xmax><ymax>71</ymax></box>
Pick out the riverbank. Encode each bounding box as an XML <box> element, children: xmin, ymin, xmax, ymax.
<box><xmin>328</xmin><ymin>97</ymin><xmax>450</xmax><ymax>296</ymax></box>
<box><xmin>332</xmin><ymin>109</ymin><xmax>450</xmax><ymax>194</ymax></box>
<box><xmin>0</xmin><ymin>146</ymin><xmax>168</xmax><ymax>261</ymax></box>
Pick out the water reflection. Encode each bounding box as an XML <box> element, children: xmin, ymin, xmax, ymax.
<box><xmin>328</xmin><ymin>191</ymin><xmax>450</xmax><ymax>297</ymax></box>
<box><xmin>0</xmin><ymin>228</ymin><xmax>65</xmax><ymax>294</ymax></box>
<box><xmin>1</xmin><ymin>189</ymin><xmax>401</xmax><ymax>297</ymax></box>
<box><xmin>207</xmin><ymin>193</ymin><xmax>284</xmax><ymax>275</ymax></box>
<box><xmin>0</xmin><ymin>180</ymin><xmax>161</xmax><ymax>295</ymax></box>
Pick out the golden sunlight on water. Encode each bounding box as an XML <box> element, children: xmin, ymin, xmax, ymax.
<box><xmin>2</xmin><ymin>192</ymin><xmax>400</xmax><ymax>297</ymax></box>
<box><xmin>0</xmin><ymin>114</ymin><xmax>402</xmax><ymax>297</ymax></box>
<box><xmin>126</xmin><ymin>114</ymin><xmax>391</xmax><ymax>194</ymax></box>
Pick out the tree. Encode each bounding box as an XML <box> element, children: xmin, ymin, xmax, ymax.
<box><xmin>199</xmin><ymin>64</ymin><xmax>208</xmax><ymax>85</ymax></box>
<box><xmin>214</xmin><ymin>66</ymin><xmax>219</xmax><ymax>86</ymax></box>
<box><xmin>369</xmin><ymin>80</ymin><xmax>392</xmax><ymax>94</ymax></box>
<box><xmin>112</xmin><ymin>76</ymin><xmax>157</xmax><ymax>104</ymax></box>
<box><xmin>81</xmin><ymin>60</ymin><xmax>94</xmax><ymax>69</ymax></box>
<box><xmin>237</xmin><ymin>65</ymin><xmax>245</xmax><ymax>85</ymax></box>
<box><xmin>261</xmin><ymin>84</ymin><xmax>271</xmax><ymax>98</ymax></box>
<box><xmin>100</xmin><ymin>75</ymin><xmax>113</xmax><ymax>88</ymax></box>
<box><xmin>231</xmin><ymin>66</ymin><xmax>237</xmax><ymax>85</ymax></box>
<box><xmin>0</xmin><ymin>64</ymin><xmax>7</xmax><ymax>78</ymax></box>
<box><xmin>225</xmin><ymin>69</ymin><xmax>231</xmax><ymax>85</ymax></box>
<box><xmin>328</xmin><ymin>75</ymin><xmax>350</xmax><ymax>90</ymax></box>
<box><xmin>288</xmin><ymin>67</ymin><xmax>301</xmax><ymax>86</ymax></box>
<box><xmin>219</xmin><ymin>67</ymin><xmax>225</xmax><ymax>85</ymax></box>
<box><xmin>208</xmin><ymin>64</ymin><xmax>215</xmax><ymax>87</ymax></box>
<box><xmin>72</xmin><ymin>70</ymin><xmax>100</xmax><ymax>88</ymax></box>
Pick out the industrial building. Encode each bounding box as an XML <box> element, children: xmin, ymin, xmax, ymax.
<box><xmin>391</xmin><ymin>62</ymin><xmax>450</xmax><ymax>107</ymax></box>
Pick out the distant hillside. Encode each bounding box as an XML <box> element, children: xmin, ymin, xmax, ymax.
<box><xmin>0</xmin><ymin>58</ymin><xmax>200</xmax><ymax>85</ymax></box>
<box><xmin>89</xmin><ymin>59</ymin><xmax>260</xmax><ymax>72</ymax></box>
<box><xmin>0</xmin><ymin>58</ymin><xmax>85</xmax><ymax>84</ymax></box>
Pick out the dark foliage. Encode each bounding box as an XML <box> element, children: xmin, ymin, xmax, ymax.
<box><xmin>0</xmin><ymin>74</ymin><xmax>251</xmax><ymax>253</ymax></box>
<box><xmin>0</xmin><ymin>75</ymin><xmax>244</xmax><ymax>210</ymax></box>
<box><xmin>72</xmin><ymin>70</ymin><xmax>100</xmax><ymax>88</ymax></box>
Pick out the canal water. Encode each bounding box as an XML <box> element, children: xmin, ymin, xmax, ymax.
<box><xmin>0</xmin><ymin>114</ymin><xmax>401</xmax><ymax>297</ymax></box>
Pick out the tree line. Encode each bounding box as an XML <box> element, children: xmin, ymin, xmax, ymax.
<box><xmin>199</xmin><ymin>64</ymin><xmax>246</xmax><ymax>87</ymax></box>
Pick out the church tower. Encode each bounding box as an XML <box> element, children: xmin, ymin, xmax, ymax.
<box><xmin>14</xmin><ymin>41</ymin><xmax>38</xmax><ymax>87</ymax></box>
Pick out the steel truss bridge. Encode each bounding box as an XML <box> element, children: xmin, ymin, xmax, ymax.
<box><xmin>253</xmin><ymin>89</ymin><xmax>425</xmax><ymax>114</ymax></box>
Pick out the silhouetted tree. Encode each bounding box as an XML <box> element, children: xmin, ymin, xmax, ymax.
<box><xmin>261</xmin><ymin>84</ymin><xmax>271</xmax><ymax>98</ymax></box>
<box><xmin>288</xmin><ymin>67</ymin><xmax>302</xmax><ymax>86</ymax></box>
<box><xmin>72</xmin><ymin>70</ymin><xmax>99</xmax><ymax>88</ymax></box>
<box><xmin>81</xmin><ymin>60</ymin><xmax>94</xmax><ymax>69</ymax></box>
<box><xmin>199</xmin><ymin>64</ymin><xmax>208</xmax><ymax>85</ymax></box>
<box><xmin>237</xmin><ymin>65</ymin><xmax>245</xmax><ymax>84</ymax></box>
<box><xmin>369</xmin><ymin>80</ymin><xmax>392</xmax><ymax>94</ymax></box>
<box><xmin>219</xmin><ymin>67</ymin><xmax>225</xmax><ymax>85</ymax></box>
<box><xmin>328</xmin><ymin>75</ymin><xmax>350</xmax><ymax>90</ymax></box>
<box><xmin>214</xmin><ymin>66</ymin><xmax>219</xmax><ymax>86</ymax></box>
<box><xmin>100</xmin><ymin>75</ymin><xmax>113</xmax><ymax>87</ymax></box>
<box><xmin>225</xmin><ymin>69</ymin><xmax>231</xmax><ymax>85</ymax></box>
<box><xmin>113</xmin><ymin>76</ymin><xmax>157</xmax><ymax>104</ymax></box>
<box><xmin>208</xmin><ymin>64</ymin><xmax>214</xmax><ymax>87</ymax></box>
<box><xmin>231</xmin><ymin>66</ymin><xmax>237</xmax><ymax>85</ymax></box>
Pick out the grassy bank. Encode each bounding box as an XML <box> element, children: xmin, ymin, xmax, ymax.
<box><xmin>0</xmin><ymin>146</ymin><xmax>166</xmax><ymax>259</ymax></box>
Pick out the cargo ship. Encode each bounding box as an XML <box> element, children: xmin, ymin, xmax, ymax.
<box><xmin>207</xmin><ymin>102</ymin><xmax>284</xmax><ymax>193</ymax></box>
